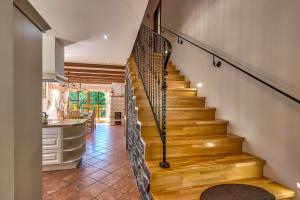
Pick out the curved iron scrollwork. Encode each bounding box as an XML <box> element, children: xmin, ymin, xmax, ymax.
<box><xmin>132</xmin><ymin>24</ymin><xmax>172</xmax><ymax>168</ymax></box>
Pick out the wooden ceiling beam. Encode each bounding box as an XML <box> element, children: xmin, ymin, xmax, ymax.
<box><xmin>66</xmin><ymin>73</ymin><xmax>124</xmax><ymax>79</ymax></box>
<box><xmin>67</xmin><ymin>76</ymin><xmax>125</xmax><ymax>80</ymax></box>
<box><xmin>68</xmin><ymin>79</ymin><xmax>124</xmax><ymax>83</ymax></box>
<box><xmin>68</xmin><ymin>79</ymin><xmax>124</xmax><ymax>84</ymax></box>
<box><xmin>68</xmin><ymin>77</ymin><xmax>125</xmax><ymax>82</ymax></box>
<box><xmin>65</xmin><ymin>68</ymin><xmax>125</xmax><ymax>75</ymax></box>
<box><xmin>65</xmin><ymin>62</ymin><xmax>125</xmax><ymax>70</ymax></box>
<box><xmin>68</xmin><ymin>80</ymin><xmax>114</xmax><ymax>84</ymax></box>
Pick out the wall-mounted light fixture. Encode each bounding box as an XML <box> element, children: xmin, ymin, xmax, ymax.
<box><xmin>104</xmin><ymin>34</ymin><xmax>108</xmax><ymax>40</ymax></box>
<box><xmin>197</xmin><ymin>83</ymin><xmax>203</xmax><ymax>88</ymax></box>
<box><xmin>297</xmin><ymin>182</ymin><xmax>300</xmax><ymax>189</ymax></box>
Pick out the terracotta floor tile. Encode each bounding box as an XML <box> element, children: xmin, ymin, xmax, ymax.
<box><xmin>96</xmin><ymin>187</ymin><xmax>123</xmax><ymax>200</ymax></box>
<box><xmin>83</xmin><ymin>182</ymin><xmax>108</xmax><ymax>197</ymax></box>
<box><xmin>73</xmin><ymin>176</ymin><xmax>97</xmax><ymax>190</ymax></box>
<box><xmin>85</xmin><ymin>157</ymin><xmax>101</xmax><ymax>165</ymax></box>
<box><xmin>97</xmin><ymin>154</ymin><xmax>113</xmax><ymax>161</ymax></box>
<box><xmin>102</xmin><ymin>164</ymin><xmax>122</xmax><ymax>173</ymax></box>
<box><xmin>79</xmin><ymin>165</ymin><xmax>99</xmax><ymax>176</ymax></box>
<box><xmin>62</xmin><ymin>172</ymin><xmax>82</xmax><ymax>184</ymax></box>
<box><xmin>112</xmin><ymin>177</ymin><xmax>135</xmax><ymax>194</ymax></box>
<box><xmin>93</xmin><ymin>160</ymin><xmax>111</xmax><ymax>169</ymax></box>
<box><xmin>100</xmin><ymin>173</ymin><xmax>122</xmax><ymax>186</ymax></box>
<box><xmin>113</xmin><ymin>167</ymin><xmax>132</xmax><ymax>178</ymax></box>
<box><xmin>88</xmin><ymin>169</ymin><xmax>110</xmax><ymax>181</ymax></box>
<box><xmin>43</xmin><ymin>179</ymin><xmax>67</xmax><ymax>195</ymax></box>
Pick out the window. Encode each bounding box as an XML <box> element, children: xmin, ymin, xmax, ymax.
<box><xmin>69</xmin><ymin>91</ymin><xmax>107</xmax><ymax>119</ymax></box>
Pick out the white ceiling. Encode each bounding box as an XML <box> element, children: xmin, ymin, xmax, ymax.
<box><xmin>29</xmin><ymin>0</ymin><xmax>149</xmax><ymax>65</ymax></box>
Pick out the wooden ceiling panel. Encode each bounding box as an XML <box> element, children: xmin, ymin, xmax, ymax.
<box><xmin>64</xmin><ymin>62</ymin><xmax>126</xmax><ymax>84</ymax></box>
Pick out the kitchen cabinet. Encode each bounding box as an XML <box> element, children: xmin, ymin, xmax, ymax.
<box><xmin>42</xmin><ymin>119</ymin><xmax>87</xmax><ymax>171</ymax></box>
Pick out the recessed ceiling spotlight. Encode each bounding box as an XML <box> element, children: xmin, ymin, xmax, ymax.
<box><xmin>104</xmin><ymin>34</ymin><xmax>108</xmax><ymax>40</ymax></box>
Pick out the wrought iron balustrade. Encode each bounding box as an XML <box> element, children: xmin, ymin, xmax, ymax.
<box><xmin>132</xmin><ymin>24</ymin><xmax>172</xmax><ymax>168</ymax></box>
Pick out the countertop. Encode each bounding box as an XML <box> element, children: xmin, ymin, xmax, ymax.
<box><xmin>43</xmin><ymin>119</ymin><xmax>87</xmax><ymax>128</ymax></box>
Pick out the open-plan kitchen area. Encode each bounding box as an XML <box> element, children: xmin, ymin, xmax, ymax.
<box><xmin>1</xmin><ymin>0</ymin><xmax>148</xmax><ymax>199</ymax></box>
<box><xmin>39</xmin><ymin>0</ymin><xmax>135</xmax><ymax>198</ymax></box>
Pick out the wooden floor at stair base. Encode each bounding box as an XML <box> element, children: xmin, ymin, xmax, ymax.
<box><xmin>152</xmin><ymin>177</ymin><xmax>295</xmax><ymax>200</ymax></box>
<box><xmin>148</xmin><ymin>153</ymin><xmax>264</xmax><ymax>192</ymax></box>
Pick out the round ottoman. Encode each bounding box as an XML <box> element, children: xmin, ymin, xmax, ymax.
<box><xmin>200</xmin><ymin>184</ymin><xmax>275</xmax><ymax>200</ymax></box>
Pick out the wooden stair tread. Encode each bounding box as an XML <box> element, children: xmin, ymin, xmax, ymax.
<box><xmin>147</xmin><ymin>153</ymin><xmax>263</xmax><ymax>174</ymax></box>
<box><xmin>141</xmin><ymin>119</ymin><xmax>228</xmax><ymax>126</ymax></box>
<box><xmin>135</xmin><ymin>80</ymin><xmax>190</xmax><ymax>84</ymax></box>
<box><xmin>136</xmin><ymin>96</ymin><xmax>206</xmax><ymax>100</ymax></box>
<box><xmin>135</xmin><ymin>87</ymin><xmax>197</xmax><ymax>91</ymax></box>
<box><xmin>143</xmin><ymin>134</ymin><xmax>244</xmax><ymax>145</ymax></box>
<box><xmin>138</xmin><ymin>107</ymin><xmax>215</xmax><ymax>111</ymax></box>
<box><xmin>152</xmin><ymin>177</ymin><xmax>295</xmax><ymax>200</ymax></box>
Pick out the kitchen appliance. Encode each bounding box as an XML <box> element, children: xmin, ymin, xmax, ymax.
<box><xmin>42</xmin><ymin>112</ymin><xmax>49</xmax><ymax>124</ymax></box>
<box><xmin>42</xmin><ymin>34</ymin><xmax>67</xmax><ymax>82</ymax></box>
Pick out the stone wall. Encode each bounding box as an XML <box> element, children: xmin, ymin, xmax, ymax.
<box><xmin>125</xmin><ymin>66</ymin><xmax>152</xmax><ymax>200</ymax></box>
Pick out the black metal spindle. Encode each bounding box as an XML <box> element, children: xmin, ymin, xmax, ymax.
<box><xmin>132</xmin><ymin>24</ymin><xmax>171</xmax><ymax>168</ymax></box>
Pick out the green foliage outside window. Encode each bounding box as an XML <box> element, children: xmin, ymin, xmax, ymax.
<box><xmin>69</xmin><ymin>91</ymin><xmax>106</xmax><ymax>118</ymax></box>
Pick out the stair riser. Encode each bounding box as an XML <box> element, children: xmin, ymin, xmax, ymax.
<box><xmin>166</xmin><ymin>76</ymin><xmax>185</xmax><ymax>81</ymax></box>
<box><xmin>145</xmin><ymin>139</ymin><xmax>243</xmax><ymax>160</ymax></box>
<box><xmin>139</xmin><ymin>109</ymin><xmax>215</xmax><ymax>121</ymax></box>
<box><xmin>150</xmin><ymin>163</ymin><xmax>263</xmax><ymax>192</ymax></box>
<box><xmin>141</xmin><ymin>124</ymin><xmax>227</xmax><ymax>137</ymax></box>
<box><xmin>137</xmin><ymin>98</ymin><xmax>205</xmax><ymax>107</ymax></box>
<box><xmin>167</xmin><ymin>70</ymin><xmax>180</xmax><ymax>75</ymax></box>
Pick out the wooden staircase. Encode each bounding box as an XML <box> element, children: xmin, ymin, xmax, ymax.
<box><xmin>128</xmin><ymin>57</ymin><xmax>295</xmax><ymax>200</ymax></box>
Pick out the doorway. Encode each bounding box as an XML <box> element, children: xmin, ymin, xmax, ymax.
<box><xmin>153</xmin><ymin>0</ymin><xmax>161</xmax><ymax>34</ymax></box>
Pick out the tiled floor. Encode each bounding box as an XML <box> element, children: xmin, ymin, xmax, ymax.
<box><xmin>43</xmin><ymin>123</ymin><xmax>140</xmax><ymax>200</ymax></box>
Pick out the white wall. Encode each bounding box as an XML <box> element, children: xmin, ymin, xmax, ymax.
<box><xmin>0</xmin><ymin>0</ymin><xmax>14</xmax><ymax>199</ymax></box>
<box><xmin>14</xmin><ymin>6</ymin><xmax>43</xmax><ymax>200</ymax></box>
<box><xmin>148</xmin><ymin>0</ymin><xmax>300</xmax><ymax>198</ymax></box>
<box><xmin>0</xmin><ymin>3</ymin><xmax>43</xmax><ymax>199</ymax></box>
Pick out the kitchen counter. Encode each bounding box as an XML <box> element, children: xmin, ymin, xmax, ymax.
<box><xmin>42</xmin><ymin>119</ymin><xmax>87</xmax><ymax>171</ymax></box>
<box><xmin>43</xmin><ymin>119</ymin><xmax>87</xmax><ymax>128</ymax></box>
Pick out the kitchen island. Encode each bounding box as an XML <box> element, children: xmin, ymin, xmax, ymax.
<box><xmin>42</xmin><ymin>119</ymin><xmax>87</xmax><ymax>171</ymax></box>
